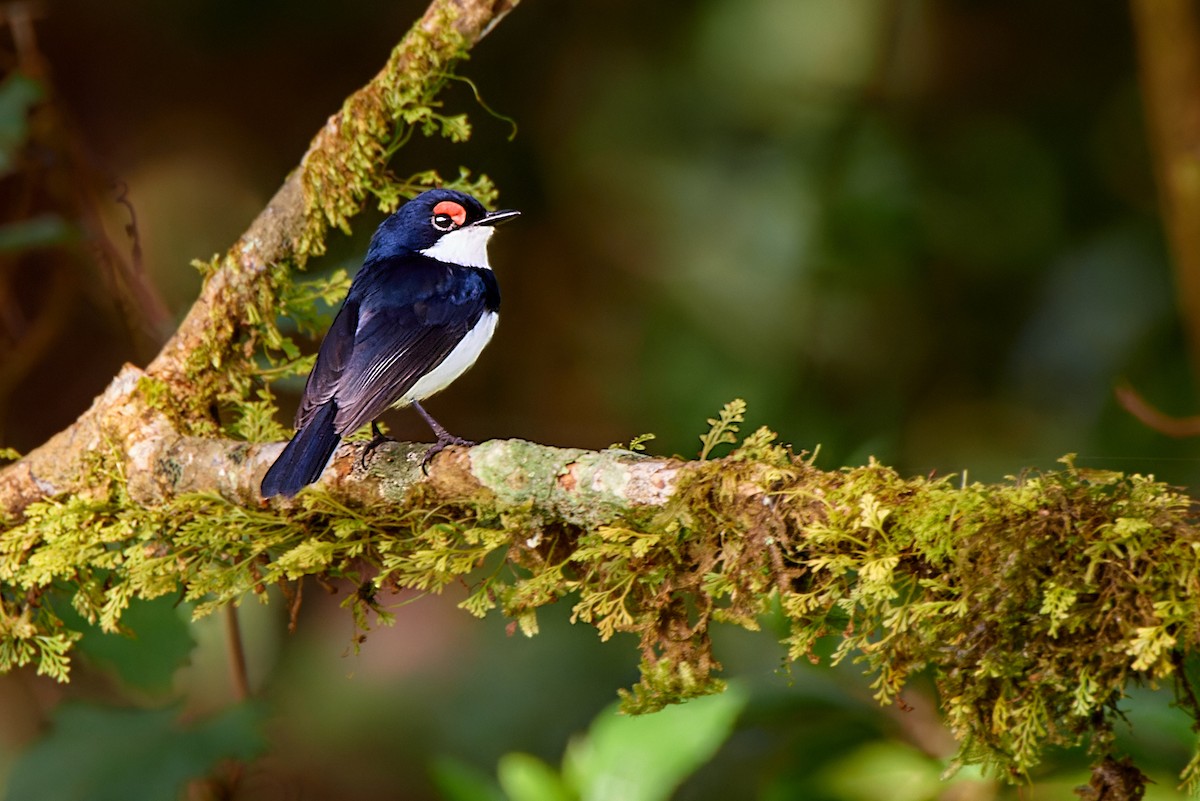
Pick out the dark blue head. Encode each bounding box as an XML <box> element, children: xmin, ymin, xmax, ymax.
<box><xmin>365</xmin><ymin>188</ymin><xmax>520</xmax><ymax>266</ymax></box>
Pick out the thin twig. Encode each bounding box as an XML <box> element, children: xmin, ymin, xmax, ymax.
<box><xmin>1114</xmin><ymin>381</ymin><xmax>1200</xmax><ymax>438</ymax></box>
<box><xmin>224</xmin><ymin>605</ymin><xmax>251</xmax><ymax>702</ymax></box>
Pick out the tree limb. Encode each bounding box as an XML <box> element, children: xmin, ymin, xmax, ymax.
<box><xmin>0</xmin><ymin>0</ymin><xmax>519</xmax><ymax>521</ymax></box>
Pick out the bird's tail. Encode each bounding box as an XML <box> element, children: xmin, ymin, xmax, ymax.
<box><xmin>261</xmin><ymin>401</ymin><xmax>341</xmax><ymax>498</ymax></box>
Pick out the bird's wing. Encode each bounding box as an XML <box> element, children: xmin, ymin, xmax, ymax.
<box><xmin>294</xmin><ymin>297</ymin><xmax>358</xmax><ymax>430</ymax></box>
<box><xmin>298</xmin><ymin>258</ymin><xmax>494</xmax><ymax>436</ymax></box>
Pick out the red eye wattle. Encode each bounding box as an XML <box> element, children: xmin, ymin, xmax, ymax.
<box><xmin>432</xmin><ymin>200</ymin><xmax>467</xmax><ymax>229</ymax></box>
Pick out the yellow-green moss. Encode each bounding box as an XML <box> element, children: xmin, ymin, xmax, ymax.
<box><xmin>297</xmin><ymin>3</ymin><xmax>478</xmax><ymax>258</ymax></box>
<box><xmin>2</xmin><ymin>415</ymin><xmax>1200</xmax><ymax>793</ymax></box>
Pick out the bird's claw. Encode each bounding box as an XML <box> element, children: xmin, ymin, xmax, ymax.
<box><xmin>360</xmin><ymin>422</ymin><xmax>392</xmax><ymax>470</ymax></box>
<box><xmin>421</xmin><ymin>435</ymin><xmax>475</xmax><ymax>474</ymax></box>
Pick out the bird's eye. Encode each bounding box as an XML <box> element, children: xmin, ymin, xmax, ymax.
<box><xmin>431</xmin><ymin>200</ymin><xmax>468</xmax><ymax>231</ymax></box>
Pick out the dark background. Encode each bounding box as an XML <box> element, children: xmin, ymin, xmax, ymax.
<box><xmin>0</xmin><ymin>1</ymin><xmax>1195</xmax><ymax>799</ymax></box>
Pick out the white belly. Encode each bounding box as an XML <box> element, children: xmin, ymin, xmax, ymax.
<box><xmin>399</xmin><ymin>311</ymin><xmax>498</xmax><ymax>405</ymax></box>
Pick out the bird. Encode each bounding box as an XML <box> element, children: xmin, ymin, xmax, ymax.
<box><xmin>260</xmin><ymin>188</ymin><xmax>519</xmax><ymax>498</ymax></box>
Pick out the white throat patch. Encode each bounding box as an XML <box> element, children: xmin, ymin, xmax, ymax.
<box><xmin>420</xmin><ymin>225</ymin><xmax>496</xmax><ymax>269</ymax></box>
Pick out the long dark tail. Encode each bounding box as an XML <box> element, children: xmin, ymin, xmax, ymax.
<box><xmin>261</xmin><ymin>401</ymin><xmax>341</xmax><ymax>498</ymax></box>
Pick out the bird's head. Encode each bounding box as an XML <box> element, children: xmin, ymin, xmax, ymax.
<box><xmin>366</xmin><ymin>188</ymin><xmax>520</xmax><ymax>268</ymax></box>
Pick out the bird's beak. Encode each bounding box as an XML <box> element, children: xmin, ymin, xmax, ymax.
<box><xmin>473</xmin><ymin>209</ymin><xmax>521</xmax><ymax>227</ymax></box>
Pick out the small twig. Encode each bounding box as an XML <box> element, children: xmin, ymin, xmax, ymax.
<box><xmin>1114</xmin><ymin>381</ymin><xmax>1200</xmax><ymax>438</ymax></box>
<box><xmin>223</xmin><ymin>605</ymin><xmax>251</xmax><ymax>702</ymax></box>
<box><xmin>78</xmin><ymin>177</ymin><xmax>174</xmax><ymax>349</ymax></box>
<box><xmin>278</xmin><ymin>577</ymin><xmax>304</xmax><ymax>633</ymax></box>
<box><xmin>112</xmin><ymin>180</ymin><xmax>149</xmax><ymax>301</ymax></box>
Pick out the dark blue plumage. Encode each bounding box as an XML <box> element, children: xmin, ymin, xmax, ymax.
<box><xmin>261</xmin><ymin>189</ymin><xmax>518</xmax><ymax>498</ymax></box>
<box><xmin>258</xmin><ymin>395</ymin><xmax>341</xmax><ymax>497</ymax></box>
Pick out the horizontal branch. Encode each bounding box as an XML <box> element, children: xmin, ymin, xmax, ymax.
<box><xmin>2</xmin><ymin>366</ymin><xmax>1199</xmax><ymax>790</ymax></box>
<box><xmin>0</xmin><ymin>365</ymin><xmax>681</xmax><ymax>516</ymax></box>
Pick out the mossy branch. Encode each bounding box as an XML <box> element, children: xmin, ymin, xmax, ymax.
<box><xmin>2</xmin><ymin>378</ymin><xmax>1200</xmax><ymax>791</ymax></box>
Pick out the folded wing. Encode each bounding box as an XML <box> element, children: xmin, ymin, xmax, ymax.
<box><xmin>295</xmin><ymin>257</ymin><xmax>494</xmax><ymax>437</ymax></box>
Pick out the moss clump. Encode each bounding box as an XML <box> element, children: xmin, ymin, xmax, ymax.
<box><xmin>297</xmin><ymin>3</ymin><xmax>498</xmax><ymax>258</ymax></box>
<box><xmin>767</xmin><ymin>453</ymin><xmax>1200</xmax><ymax>783</ymax></box>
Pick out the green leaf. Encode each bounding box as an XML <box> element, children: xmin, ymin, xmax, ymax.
<box><xmin>497</xmin><ymin>753</ymin><xmax>573</xmax><ymax>801</ymax></box>
<box><xmin>5</xmin><ymin>701</ymin><xmax>266</xmax><ymax>801</ymax></box>
<box><xmin>563</xmin><ymin>684</ymin><xmax>747</xmax><ymax>801</ymax></box>
<box><xmin>430</xmin><ymin>755</ymin><xmax>507</xmax><ymax>801</ymax></box>
<box><xmin>66</xmin><ymin>595</ymin><xmax>197</xmax><ymax>695</ymax></box>
<box><xmin>817</xmin><ymin>741</ymin><xmax>946</xmax><ymax>801</ymax></box>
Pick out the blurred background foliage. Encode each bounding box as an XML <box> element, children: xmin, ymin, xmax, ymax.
<box><xmin>0</xmin><ymin>0</ymin><xmax>1198</xmax><ymax>798</ymax></box>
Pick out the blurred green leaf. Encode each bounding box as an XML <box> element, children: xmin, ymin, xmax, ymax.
<box><xmin>563</xmin><ymin>685</ymin><xmax>747</xmax><ymax>801</ymax></box>
<box><xmin>442</xmin><ymin>685</ymin><xmax>748</xmax><ymax>801</ymax></box>
<box><xmin>817</xmin><ymin>741</ymin><xmax>945</xmax><ymax>801</ymax></box>
<box><xmin>0</xmin><ymin>73</ymin><xmax>42</xmax><ymax>175</ymax></box>
<box><xmin>498</xmin><ymin>753</ymin><xmax>573</xmax><ymax>801</ymax></box>
<box><xmin>61</xmin><ymin>595</ymin><xmax>196</xmax><ymax>695</ymax></box>
<box><xmin>0</xmin><ymin>216</ymin><xmax>74</xmax><ymax>253</ymax></box>
<box><xmin>4</xmin><ymin>701</ymin><xmax>265</xmax><ymax>801</ymax></box>
<box><xmin>431</xmin><ymin>755</ymin><xmax>508</xmax><ymax>801</ymax></box>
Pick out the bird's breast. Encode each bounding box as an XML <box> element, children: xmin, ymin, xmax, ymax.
<box><xmin>398</xmin><ymin>310</ymin><xmax>499</xmax><ymax>406</ymax></box>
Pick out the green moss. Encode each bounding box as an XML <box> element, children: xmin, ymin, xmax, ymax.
<box><xmin>3</xmin><ymin>403</ymin><xmax>1200</xmax><ymax>792</ymax></box>
<box><xmin>766</xmin><ymin>454</ymin><xmax>1200</xmax><ymax>783</ymax></box>
<box><xmin>296</xmin><ymin>3</ymin><xmax>487</xmax><ymax>260</ymax></box>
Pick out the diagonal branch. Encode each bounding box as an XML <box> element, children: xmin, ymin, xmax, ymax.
<box><xmin>147</xmin><ymin>0</ymin><xmax>519</xmax><ymax>389</ymax></box>
<box><xmin>0</xmin><ymin>0</ymin><xmax>520</xmax><ymax>522</ymax></box>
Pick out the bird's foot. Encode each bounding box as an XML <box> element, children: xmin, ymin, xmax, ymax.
<box><xmin>360</xmin><ymin>422</ymin><xmax>392</xmax><ymax>470</ymax></box>
<box><xmin>421</xmin><ymin>433</ymin><xmax>475</xmax><ymax>474</ymax></box>
<box><xmin>412</xmin><ymin>400</ymin><xmax>476</xmax><ymax>474</ymax></box>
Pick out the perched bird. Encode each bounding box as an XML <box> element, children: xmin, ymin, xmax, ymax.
<box><xmin>260</xmin><ymin>188</ymin><xmax>519</xmax><ymax>498</ymax></box>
